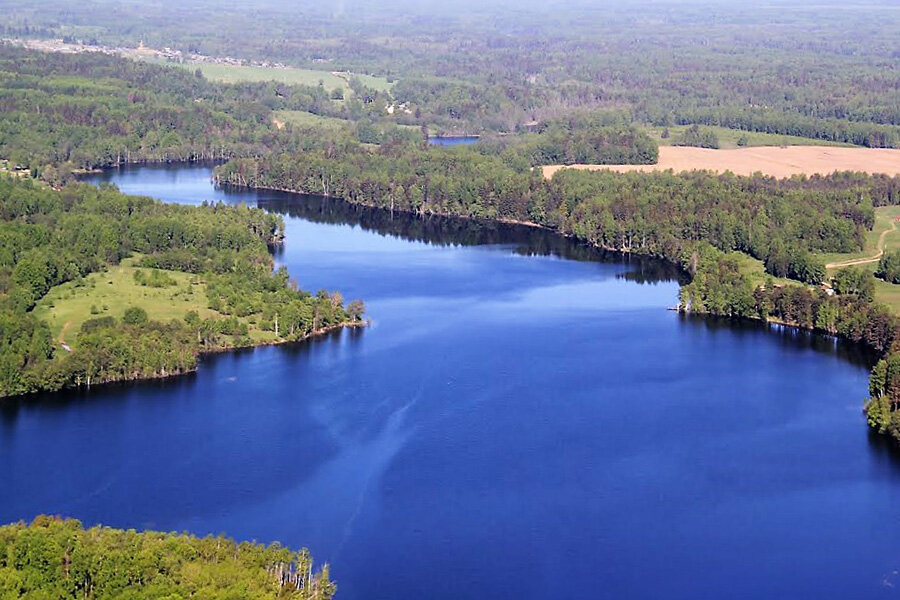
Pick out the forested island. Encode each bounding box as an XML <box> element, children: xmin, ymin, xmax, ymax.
<box><xmin>0</xmin><ymin>516</ymin><xmax>335</xmax><ymax>598</ymax></box>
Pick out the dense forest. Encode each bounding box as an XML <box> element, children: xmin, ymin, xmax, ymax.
<box><xmin>0</xmin><ymin>45</ymin><xmax>662</xmax><ymax>179</ymax></box>
<box><xmin>0</xmin><ymin>515</ymin><xmax>335</xmax><ymax>599</ymax></box>
<box><xmin>0</xmin><ymin>45</ymin><xmax>399</xmax><ymax>175</ymax></box>
<box><xmin>2</xmin><ymin>0</ymin><xmax>899</xmax><ymax>144</ymax></box>
<box><xmin>0</xmin><ymin>176</ymin><xmax>362</xmax><ymax>398</ymax></box>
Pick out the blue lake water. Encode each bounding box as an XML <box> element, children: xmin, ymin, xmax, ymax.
<box><xmin>427</xmin><ymin>136</ymin><xmax>480</xmax><ymax>146</ymax></box>
<box><xmin>3</xmin><ymin>164</ymin><xmax>900</xmax><ymax>599</ymax></box>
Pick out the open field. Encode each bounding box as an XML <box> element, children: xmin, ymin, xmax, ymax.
<box><xmin>333</xmin><ymin>71</ymin><xmax>394</xmax><ymax>93</ymax></box>
<box><xmin>33</xmin><ymin>257</ymin><xmax>276</xmax><ymax>349</ymax></box>
<box><xmin>649</xmin><ymin>125</ymin><xmax>855</xmax><ymax>149</ymax></box>
<box><xmin>812</xmin><ymin>205</ymin><xmax>900</xmax><ymax>312</ymax></box>
<box><xmin>875</xmin><ymin>280</ymin><xmax>900</xmax><ymax>314</ymax></box>
<box><xmin>818</xmin><ymin>206</ymin><xmax>900</xmax><ymax>268</ymax></box>
<box><xmin>142</xmin><ymin>58</ymin><xmax>393</xmax><ymax>94</ymax></box>
<box><xmin>272</xmin><ymin>110</ymin><xmax>350</xmax><ymax>130</ymax></box>
<box><xmin>542</xmin><ymin>146</ymin><xmax>900</xmax><ymax>179</ymax></box>
<box><xmin>168</xmin><ymin>61</ymin><xmax>348</xmax><ymax>89</ymax></box>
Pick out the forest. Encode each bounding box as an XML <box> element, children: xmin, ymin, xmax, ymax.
<box><xmin>0</xmin><ymin>176</ymin><xmax>362</xmax><ymax>398</ymax></box>
<box><xmin>2</xmin><ymin>1</ymin><xmax>899</xmax><ymax>144</ymax></box>
<box><xmin>0</xmin><ymin>45</ymin><xmax>398</xmax><ymax>175</ymax></box>
<box><xmin>0</xmin><ymin>515</ymin><xmax>335</xmax><ymax>599</ymax></box>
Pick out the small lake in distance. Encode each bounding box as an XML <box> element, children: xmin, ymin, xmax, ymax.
<box><xmin>3</xmin><ymin>164</ymin><xmax>900</xmax><ymax>599</ymax></box>
<box><xmin>427</xmin><ymin>136</ymin><xmax>480</xmax><ymax>146</ymax></box>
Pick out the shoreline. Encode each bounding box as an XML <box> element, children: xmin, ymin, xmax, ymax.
<box><xmin>4</xmin><ymin>320</ymin><xmax>369</xmax><ymax>402</ymax></box>
<box><xmin>218</xmin><ymin>178</ymin><xmax>884</xmax><ymax>363</ymax></box>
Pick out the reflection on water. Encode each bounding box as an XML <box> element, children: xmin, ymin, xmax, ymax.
<box><xmin>14</xmin><ymin>163</ymin><xmax>889</xmax><ymax>600</ymax></box>
<box><xmin>240</xmin><ymin>186</ymin><xmax>687</xmax><ymax>282</ymax></box>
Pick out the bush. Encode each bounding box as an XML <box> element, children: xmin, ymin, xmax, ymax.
<box><xmin>134</xmin><ymin>268</ymin><xmax>177</xmax><ymax>288</ymax></box>
<box><xmin>123</xmin><ymin>306</ymin><xmax>149</xmax><ymax>325</ymax></box>
<box><xmin>832</xmin><ymin>267</ymin><xmax>875</xmax><ymax>300</ymax></box>
<box><xmin>673</xmin><ymin>124</ymin><xmax>720</xmax><ymax>149</ymax></box>
<box><xmin>80</xmin><ymin>316</ymin><xmax>117</xmax><ymax>333</ymax></box>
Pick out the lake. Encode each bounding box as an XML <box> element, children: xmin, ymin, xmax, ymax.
<box><xmin>427</xmin><ymin>136</ymin><xmax>480</xmax><ymax>146</ymax></box>
<box><xmin>3</xmin><ymin>164</ymin><xmax>900</xmax><ymax>599</ymax></box>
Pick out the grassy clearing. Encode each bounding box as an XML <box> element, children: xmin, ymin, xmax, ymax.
<box><xmin>818</xmin><ymin>206</ymin><xmax>900</xmax><ymax>267</ymax></box>
<box><xmin>813</xmin><ymin>205</ymin><xmax>900</xmax><ymax>313</ymax></box>
<box><xmin>33</xmin><ymin>257</ymin><xmax>277</xmax><ymax>347</ymax></box>
<box><xmin>332</xmin><ymin>71</ymin><xmax>394</xmax><ymax>93</ymax></box>
<box><xmin>184</xmin><ymin>62</ymin><xmax>349</xmax><ymax>89</ymax></box>
<box><xmin>874</xmin><ymin>280</ymin><xmax>900</xmax><ymax>314</ymax></box>
<box><xmin>273</xmin><ymin>110</ymin><xmax>350</xmax><ymax>130</ymax></box>
<box><xmin>649</xmin><ymin>125</ymin><xmax>855</xmax><ymax>149</ymax></box>
<box><xmin>142</xmin><ymin>57</ymin><xmax>393</xmax><ymax>94</ymax></box>
<box><xmin>733</xmin><ymin>252</ymin><xmax>794</xmax><ymax>288</ymax></box>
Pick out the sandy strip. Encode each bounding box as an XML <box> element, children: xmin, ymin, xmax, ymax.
<box><xmin>542</xmin><ymin>146</ymin><xmax>900</xmax><ymax>179</ymax></box>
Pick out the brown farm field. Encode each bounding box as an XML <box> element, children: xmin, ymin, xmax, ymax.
<box><xmin>542</xmin><ymin>146</ymin><xmax>900</xmax><ymax>179</ymax></box>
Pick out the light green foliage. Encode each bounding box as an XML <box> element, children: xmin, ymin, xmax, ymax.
<box><xmin>832</xmin><ymin>267</ymin><xmax>875</xmax><ymax>300</ymax></box>
<box><xmin>133</xmin><ymin>268</ymin><xmax>176</xmax><ymax>288</ymax></box>
<box><xmin>877</xmin><ymin>250</ymin><xmax>900</xmax><ymax>284</ymax></box>
<box><xmin>0</xmin><ymin>516</ymin><xmax>335</xmax><ymax>599</ymax></box>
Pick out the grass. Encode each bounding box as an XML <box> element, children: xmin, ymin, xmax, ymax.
<box><xmin>811</xmin><ymin>205</ymin><xmax>900</xmax><ymax>313</ymax></box>
<box><xmin>817</xmin><ymin>205</ymin><xmax>900</xmax><ymax>267</ymax></box>
<box><xmin>649</xmin><ymin>125</ymin><xmax>856</xmax><ymax>149</ymax></box>
<box><xmin>33</xmin><ymin>257</ymin><xmax>277</xmax><ymax>347</ymax></box>
<box><xmin>874</xmin><ymin>280</ymin><xmax>900</xmax><ymax>314</ymax></box>
<box><xmin>272</xmin><ymin>110</ymin><xmax>350</xmax><ymax>130</ymax></box>
<box><xmin>141</xmin><ymin>57</ymin><xmax>393</xmax><ymax>94</ymax></box>
<box><xmin>733</xmin><ymin>252</ymin><xmax>794</xmax><ymax>288</ymax></box>
<box><xmin>333</xmin><ymin>71</ymin><xmax>395</xmax><ymax>93</ymax></box>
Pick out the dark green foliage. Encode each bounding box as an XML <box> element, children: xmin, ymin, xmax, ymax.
<box><xmin>508</xmin><ymin>118</ymin><xmax>659</xmax><ymax>166</ymax></box>
<box><xmin>217</xmin><ymin>146</ymin><xmax>886</xmax><ymax>285</ymax></box>
<box><xmin>0</xmin><ymin>46</ymin><xmax>393</xmax><ymax>174</ymax></box>
<box><xmin>122</xmin><ymin>306</ymin><xmax>148</xmax><ymax>325</ymax></box>
<box><xmin>80</xmin><ymin>316</ymin><xmax>116</xmax><ymax>333</ymax></box>
<box><xmin>832</xmin><ymin>267</ymin><xmax>875</xmax><ymax>301</ymax></box>
<box><xmin>3</xmin><ymin>1</ymin><xmax>900</xmax><ymax>146</ymax></box>
<box><xmin>876</xmin><ymin>249</ymin><xmax>900</xmax><ymax>283</ymax></box>
<box><xmin>0</xmin><ymin>515</ymin><xmax>335</xmax><ymax>599</ymax></box>
<box><xmin>673</xmin><ymin>125</ymin><xmax>720</xmax><ymax>149</ymax></box>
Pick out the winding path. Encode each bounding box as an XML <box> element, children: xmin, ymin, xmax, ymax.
<box><xmin>826</xmin><ymin>219</ymin><xmax>897</xmax><ymax>269</ymax></box>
